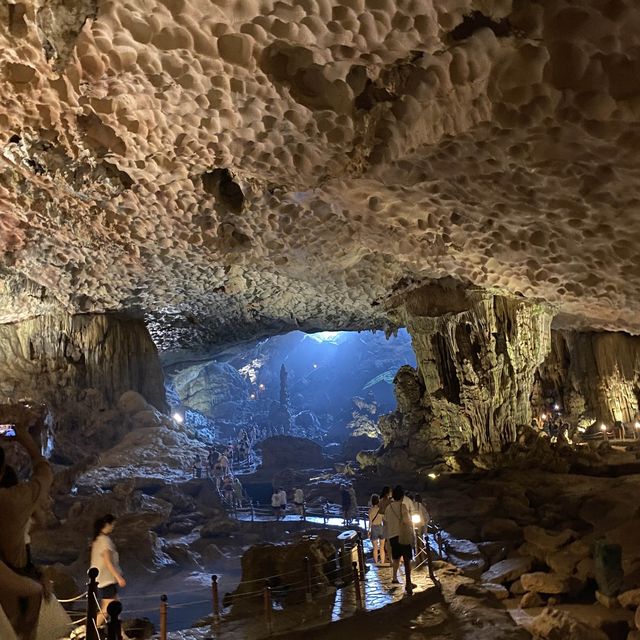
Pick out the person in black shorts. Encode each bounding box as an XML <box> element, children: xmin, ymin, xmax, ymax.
<box><xmin>384</xmin><ymin>486</ymin><xmax>415</xmax><ymax>595</ymax></box>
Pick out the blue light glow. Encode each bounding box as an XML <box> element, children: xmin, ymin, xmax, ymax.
<box><xmin>307</xmin><ymin>331</ymin><xmax>342</xmax><ymax>343</ymax></box>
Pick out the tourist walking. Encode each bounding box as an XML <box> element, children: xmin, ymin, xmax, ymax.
<box><xmin>341</xmin><ymin>485</ymin><xmax>354</xmax><ymax>524</ymax></box>
<box><xmin>233</xmin><ymin>476</ymin><xmax>244</xmax><ymax>508</ymax></box>
<box><xmin>218</xmin><ymin>452</ymin><xmax>230</xmax><ymax>475</ymax></box>
<box><xmin>271</xmin><ymin>489</ymin><xmax>282</xmax><ymax>520</ymax></box>
<box><xmin>278</xmin><ymin>487</ymin><xmax>288</xmax><ymax>516</ymax></box>
<box><xmin>90</xmin><ymin>515</ymin><xmax>126</xmax><ymax>629</ymax></box>
<box><xmin>193</xmin><ymin>455</ymin><xmax>202</xmax><ymax>478</ymax></box>
<box><xmin>384</xmin><ymin>486</ymin><xmax>415</xmax><ymax>595</ymax></box>
<box><xmin>293</xmin><ymin>487</ymin><xmax>304</xmax><ymax>517</ymax></box>
<box><xmin>222</xmin><ymin>475</ymin><xmax>234</xmax><ymax>505</ymax></box>
<box><xmin>368</xmin><ymin>494</ymin><xmax>386</xmax><ymax>566</ymax></box>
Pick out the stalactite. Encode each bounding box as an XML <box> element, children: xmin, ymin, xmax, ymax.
<box><xmin>378</xmin><ymin>283</ymin><xmax>553</xmax><ymax>471</ymax></box>
<box><xmin>535</xmin><ymin>331</ymin><xmax>640</xmax><ymax>424</ymax></box>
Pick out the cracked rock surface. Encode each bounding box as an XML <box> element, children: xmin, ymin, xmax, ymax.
<box><xmin>2</xmin><ymin>1</ymin><xmax>640</xmax><ymax>349</ymax></box>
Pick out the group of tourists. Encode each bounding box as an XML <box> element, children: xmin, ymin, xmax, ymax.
<box><xmin>189</xmin><ymin>426</ymin><xmax>265</xmax><ymax>509</ymax></box>
<box><xmin>271</xmin><ymin>487</ymin><xmax>304</xmax><ymax>520</ymax></box>
<box><xmin>368</xmin><ymin>485</ymin><xmax>430</xmax><ymax>596</ymax></box>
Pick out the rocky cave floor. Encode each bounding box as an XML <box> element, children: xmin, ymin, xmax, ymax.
<box><xmin>29</xmin><ymin>404</ymin><xmax>640</xmax><ymax>640</ymax></box>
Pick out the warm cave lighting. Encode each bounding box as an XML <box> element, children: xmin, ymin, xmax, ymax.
<box><xmin>172</xmin><ymin>412</ymin><xmax>184</xmax><ymax>424</ymax></box>
<box><xmin>554</xmin><ymin>404</ymin><xmax>560</xmax><ymax>410</ymax></box>
<box><xmin>541</xmin><ymin>414</ymin><xmax>547</xmax><ymax>421</ymax></box>
<box><xmin>411</xmin><ymin>513</ymin><xmax>421</xmax><ymax>525</ymax></box>
<box><xmin>428</xmin><ymin>472</ymin><xmax>439</xmax><ymax>479</ymax></box>
<box><xmin>600</xmin><ymin>424</ymin><xmax>607</xmax><ymax>431</ymax></box>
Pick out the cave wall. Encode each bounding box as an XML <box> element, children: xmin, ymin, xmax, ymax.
<box><xmin>171</xmin><ymin>360</ymin><xmax>250</xmax><ymax>420</ymax></box>
<box><xmin>378</xmin><ymin>285</ymin><xmax>553</xmax><ymax>471</ymax></box>
<box><xmin>0</xmin><ymin>313</ymin><xmax>168</xmax><ymax>461</ymax></box>
<box><xmin>534</xmin><ymin>330</ymin><xmax>640</xmax><ymax>424</ymax></box>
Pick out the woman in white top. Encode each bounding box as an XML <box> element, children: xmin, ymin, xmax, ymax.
<box><xmin>384</xmin><ymin>486</ymin><xmax>416</xmax><ymax>595</ymax></box>
<box><xmin>368</xmin><ymin>494</ymin><xmax>385</xmax><ymax>565</ymax></box>
<box><xmin>90</xmin><ymin>515</ymin><xmax>126</xmax><ymax>628</ymax></box>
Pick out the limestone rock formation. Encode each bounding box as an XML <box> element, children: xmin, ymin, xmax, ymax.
<box><xmin>171</xmin><ymin>360</ymin><xmax>250</xmax><ymax>420</ymax></box>
<box><xmin>2</xmin><ymin>2</ymin><xmax>640</xmax><ymax>351</ymax></box>
<box><xmin>378</xmin><ymin>283</ymin><xmax>552</xmax><ymax>469</ymax></box>
<box><xmin>232</xmin><ymin>537</ymin><xmax>336</xmax><ymax>606</ymax></box>
<box><xmin>260</xmin><ymin>435</ymin><xmax>325</xmax><ymax>470</ymax></box>
<box><xmin>527</xmin><ymin>607</ymin><xmax>609</xmax><ymax>640</ymax></box>
<box><xmin>0</xmin><ymin>313</ymin><xmax>167</xmax><ymax>460</ymax></box>
<box><xmin>535</xmin><ymin>330</ymin><xmax>640</xmax><ymax>426</ymax></box>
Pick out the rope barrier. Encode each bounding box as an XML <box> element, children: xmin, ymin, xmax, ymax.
<box><xmin>58</xmin><ymin>591</ymin><xmax>88</xmax><ymax>603</ymax></box>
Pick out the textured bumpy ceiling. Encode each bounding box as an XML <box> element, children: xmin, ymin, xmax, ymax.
<box><xmin>1</xmin><ymin>0</ymin><xmax>640</xmax><ymax>350</ymax></box>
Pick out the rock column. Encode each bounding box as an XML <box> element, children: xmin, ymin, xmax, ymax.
<box><xmin>535</xmin><ymin>330</ymin><xmax>640</xmax><ymax>425</ymax></box>
<box><xmin>380</xmin><ymin>284</ymin><xmax>553</xmax><ymax>470</ymax></box>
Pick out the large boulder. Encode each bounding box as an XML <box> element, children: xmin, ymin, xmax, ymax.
<box><xmin>75</xmin><ymin>424</ymin><xmax>209</xmax><ymax>486</ymax></box>
<box><xmin>546</xmin><ymin>539</ymin><xmax>591</xmax><ymax>577</ymax></box>
<box><xmin>342</xmin><ymin>434</ymin><xmax>380</xmax><ymax>461</ymax></box>
<box><xmin>481</xmin><ymin>557</ymin><xmax>533</xmax><ymax>584</ymax></box>
<box><xmin>445</xmin><ymin>537</ymin><xmax>488</xmax><ymax>579</ymax></box>
<box><xmin>619</xmin><ymin>588</ymin><xmax>640</xmax><ymax>609</ymax></box>
<box><xmin>527</xmin><ymin>608</ymin><xmax>608</xmax><ymax>640</ymax></box>
<box><xmin>480</xmin><ymin>518</ymin><xmax>522</xmax><ymax>542</ymax></box>
<box><xmin>118</xmin><ymin>390</ymin><xmax>150</xmax><ymax>414</ymax></box>
<box><xmin>520</xmin><ymin>572</ymin><xmax>572</xmax><ymax>594</ymax></box>
<box><xmin>233</xmin><ymin>538</ymin><xmax>336</xmax><ymax>605</ymax></box>
<box><xmin>260</xmin><ymin>436</ymin><xmax>325</xmax><ymax>469</ymax></box>
<box><xmin>523</xmin><ymin>526</ymin><xmax>575</xmax><ymax>551</ymax></box>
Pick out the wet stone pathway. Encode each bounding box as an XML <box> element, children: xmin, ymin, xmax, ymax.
<box><xmin>161</xmin><ymin>560</ymin><xmax>441</xmax><ymax>640</ymax></box>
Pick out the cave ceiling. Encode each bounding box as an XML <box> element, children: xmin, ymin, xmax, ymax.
<box><xmin>1</xmin><ymin>0</ymin><xmax>639</xmax><ymax>351</ymax></box>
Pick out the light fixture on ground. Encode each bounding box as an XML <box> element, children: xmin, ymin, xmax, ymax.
<box><xmin>411</xmin><ymin>513</ymin><xmax>421</xmax><ymax>525</ymax></box>
<box><xmin>172</xmin><ymin>412</ymin><xmax>184</xmax><ymax>424</ymax></box>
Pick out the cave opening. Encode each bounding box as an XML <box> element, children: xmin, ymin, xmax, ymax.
<box><xmin>164</xmin><ymin>328</ymin><xmax>416</xmax><ymax>458</ymax></box>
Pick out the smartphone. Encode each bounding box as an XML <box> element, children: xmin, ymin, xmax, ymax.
<box><xmin>0</xmin><ymin>424</ymin><xmax>16</xmax><ymax>438</ymax></box>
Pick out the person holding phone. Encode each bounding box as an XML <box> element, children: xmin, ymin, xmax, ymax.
<box><xmin>0</xmin><ymin>421</ymin><xmax>53</xmax><ymax>640</ymax></box>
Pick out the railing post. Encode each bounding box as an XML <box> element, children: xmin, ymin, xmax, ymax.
<box><xmin>86</xmin><ymin>567</ymin><xmax>99</xmax><ymax>640</ymax></box>
<box><xmin>357</xmin><ymin>534</ymin><xmax>366</xmax><ymax>581</ymax></box>
<box><xmin>106</xmin><ymin>600</ymin><xmax>122</xmax><ymax>640</ymax></box>
<box><xmin>352</xmin><ymin>562</ymin><xmax>363</xmax><ymax>609</ymax></box>
<box><xmin>323</xmin><ymin>504</ymin><xmax>327</xmax><ymax>525</ymax></box>
<box><xmin>251</xmin><ymin>499</ymin><xmax>255</xmax><ymax>522</ymax></box>
<box><xmin>160</xmin><ymin>594</ymin><xmax>168</xmax><ymax>640</ymax></box>
<box><xmin>263</xmin><ymin>581</ymin><xmax>273</xmax><ymax>635</ymax></box>
<box><xmin>302</xmin><ymin>501</ymin><xmax>306</xmax><ymax>522</ymax></box>
<box><xmin>304</xmin><ymin>556</ymin><xmax>313</xmax><ymax>603</ymax></box>
<box><xmin>211</xmin><ymin>574</ymin><xmax>220</xmax><ymax>622</ymax></box>
<box><xmin>424</xmin><ymin>533</ymin><xmax>441</xmax><ymax>591</ymax></box>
